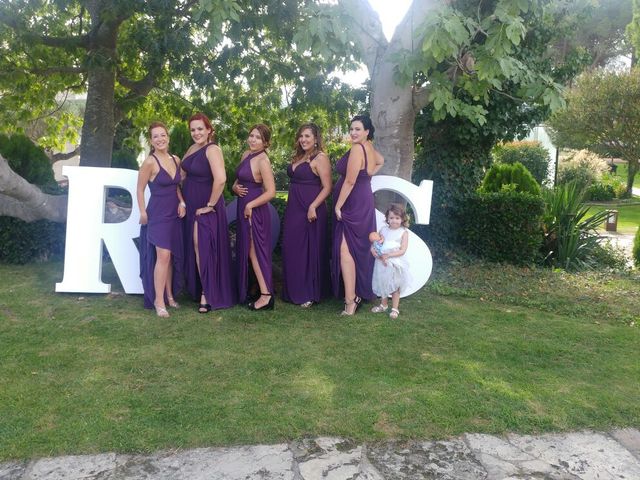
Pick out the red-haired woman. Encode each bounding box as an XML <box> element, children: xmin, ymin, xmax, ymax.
<box><xmin>181</xmin><ymin>113</ymin><xmax>236</xmax><ymax>312</ymax></box>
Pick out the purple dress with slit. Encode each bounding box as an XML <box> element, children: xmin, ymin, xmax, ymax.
<box><xmin>235</xmin><ymin>150</ymin><xmax>273</xmax><ymax>303</ymax></box>
<box><xmin>182</xmin><ymin>143</ymin><xmax>236</xmax><ymax>309</ymax></box>
<box><xmin>331</xmin><ymin>143</ymin><xmax>376</xmax><ymax>300</ymax></box>
<box><xmin>139</xmin><ymin>154</ymin><xmax>184</xmax><ymax>309</ymax></box>
<box><xmin>282</xmin><ymin>156</ymin><xmax>329</xmax><ymax>304</ymax></box>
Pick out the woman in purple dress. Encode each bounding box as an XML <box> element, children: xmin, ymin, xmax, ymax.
<box><xmin>332</xmin><ymin>115</ymin><xmax>384</xmax><ymax>315</ymax></box>
<box><xmin>181</xmin><ymin>113</ymin><xmax>236</xmax><ymax>313</ymax></box>
<box><xmin>282</xmin><ymin>123</ymin><xmax>332</xmax><ymax>307</ymax></box>
<box><xmin>232</xmin><ymin>124</ymin><xmax>276</xmax><ymax>311</ymax></box>
<box><xmin>137</xmin><ymin>122</ymin><xmax>185</xmax><ymax>317</ymax></box>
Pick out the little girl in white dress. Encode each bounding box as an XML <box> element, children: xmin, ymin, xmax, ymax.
<box><xmin>370</xmin><ymin>204</ymin><xmax>410</xmax><ymax>319</ymax></box>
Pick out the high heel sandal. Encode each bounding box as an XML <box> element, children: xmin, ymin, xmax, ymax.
<box><xmin>340</xmin><ymin>295</ymin><xmax>362</xmax><ymax>317</ymax></box>
<box><xmin>300</xmin><ymin>301</ymin><xmax>314</xmax><ymax>308</ymax></box>
<box><xmin>167</xmin><ymin>297</ymin><xmax>180</xmax><ymax>309</ymax></box>
<box><xmin>248</xmin><ymin>293</ymin><xmax>274</xmax><ymax>311</ymax></box>
<box><xmin>198</xmin><ymin>293</ymin><xmax>211</xmax><ymax>314</ymax></box>
<box><xmin>154</xmin><ymin>303</ymin><xmax>170</xmax><ymax>318</ymax></box>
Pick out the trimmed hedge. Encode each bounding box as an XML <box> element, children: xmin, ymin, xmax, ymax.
<box><xmin>479</xmin><ymin>161</ymin><xmax>542</xmax><ymax>196</ymax></box>
<box><xmin>458</xmin><ymin>191</ymin><xmax>544</xmax><ymax>265</ymax></box>
<box><xmin>0</xmin><ymin>217</ymin><xmax>66</xmax><ymax>264</ymax></box>
<box><xmin>493</xmin><ymin>141</ymin><xmax>550</xmax><ymax>186</ymax></box>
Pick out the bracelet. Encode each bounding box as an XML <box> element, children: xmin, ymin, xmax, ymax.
<box><xmin>179</xmin><ymin>202</ymin><xmax>186</xmax><ymax>208</ymax></box>
<box><xmin>206</xmin><ymin>202</ymin><xmax>214</xmax><ymax>208</ymax></box>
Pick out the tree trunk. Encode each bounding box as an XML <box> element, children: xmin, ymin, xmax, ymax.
<box><xmin>627</xmin><ymin>159</ymin><xmax>639</xmax><ymax>195</ymax></box>
<box><xmin>79</xmin><ymin>10</ymin><xmax>120</xmax><ymax>168</ymax></box>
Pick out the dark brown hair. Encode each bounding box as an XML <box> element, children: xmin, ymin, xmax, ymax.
<box><xmin>293</xmin><ymin>123</ymin><xmax>325</xmax><ymax>162</ymax></box>
<box><xmin>249</xmin><ymin>123</ymin><xmax>271</xmax><ymax>149</ymax></box>
<box><xmin>351</xmin><ymin>114</ymin><xmax>375</xmax><ymax>140</ymax></box>
<box><xmin>189</xmin><ymin>112</ymin><xmax>215</xmax><ymax>143</ymax></box>
<box><xmin>148</xmin><ymin>121</ymin><xmax>169</xmax><ymax>153</ymax></box>
<box><xmin>385</xmin><ymin>203</ymin><xmax>410</xmax><ymax>228</ymax></box>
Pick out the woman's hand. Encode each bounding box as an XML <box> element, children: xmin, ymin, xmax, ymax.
<box><xmin>195</xmin><ymin>205</ymin><xmax>214</xmax><ymax>216</ymax></box>
<box><xmin>334</xmin><ymin>206</ymin><xmax>342</xmax><ymax>221</ymax></box>
<box><xmin>244</xmin><ymin>204</ymin><xmax>253</xmax><ymax>223</ymax></box>
<box><xmin>178</xmin><ymin>203</ymin><xmax>186</xmax><ymax>218</ymax></box>
<box><xmin>139</xmin><ymin>211</ymin><xmax>148</xmax><ymax>225</ymax></box>
<box><xmin>234</xmin><ymin>183</ymin><xmax>248</xmax><ymax>197</ymax></box>
<box><xmin>307</xmin><ymin>205</ymin><xmax>317</xmax><ymax>222</ymax></box>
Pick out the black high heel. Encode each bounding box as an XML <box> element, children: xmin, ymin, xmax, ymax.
<box><xmin>248</xmin><ymin>293</ymin><xmax>274</xmax><ymax>311</ymax></box>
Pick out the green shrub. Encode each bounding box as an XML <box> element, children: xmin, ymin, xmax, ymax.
<box><xmin>557</xmin><ymin>149</ymin><xmax>609</xmax><ymax>191</ymax></box>
<box><xmin>586</xmin><ymin>182</ymin><xmax>616</xmax><ymax>201</ymax></box>
<box><xmin>493</xmin><ymin>141</ymin><xmax>550</xmax><ymax>185</ymax></box>
<box><xmin>479</xmin><ymin>161</ymin><xmax>542</xmax><ymax>196</ymax></box>
<box><xmin>0</xmin><ymin>133</ymin><xmax>56</xmax><ymax>186</ymax></box>
<box><xmin>458</xmin><ymin>191</ymin><xmax>544</xmax><ymax>265</ymax></box>
<box><xmin>633</xmin><ymin>226</ymin><xmax>640</xmax><ymax>268</ymax></box>
<box><xmin>0</xmin><ymin>217</ymin><xmax>66</xmax><ymax>264</ymax></box>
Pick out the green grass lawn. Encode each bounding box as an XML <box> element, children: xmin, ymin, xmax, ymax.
<box><xmin>587</xmin><ymin>202</ymin><xmax>640</xmax><ymax>234</ymax></box>
<box><xmin>0</xmin><ymin>261</ymin><xmax>639</xmax><ymax>460</ymax></box>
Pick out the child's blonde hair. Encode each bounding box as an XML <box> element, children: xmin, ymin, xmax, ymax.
<box><xmin>385</xmin><ymin>203</ymin><xmax>410</xmax><ymax>228</ymax></box>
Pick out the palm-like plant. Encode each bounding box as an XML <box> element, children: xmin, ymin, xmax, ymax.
<box><xmin>542</xmin><ymin>182</ymin><xmax>610</xmax><ymax>270</ymax></box>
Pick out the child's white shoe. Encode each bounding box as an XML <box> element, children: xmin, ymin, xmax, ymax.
<box><xmin>389</xmin><ymin>308</ymin><xmax>399</xmax><ymax>319</ymax></box>
<box><xmin>371</xmin><ymin>304</ymin><xmax>388</xmax><ymax>313</ymax></box>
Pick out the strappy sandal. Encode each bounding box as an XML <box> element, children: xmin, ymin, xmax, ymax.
<box><xmin>340</xmin><ymin>299</ymin><xmax>357</xmax><ymax>316</ymax></box>
<box><xmin>248</xmin><ymin>293</ymin><xmax>274</xmax><ymax>311</ymax></box>
<box><xmin>389</xmin><ymin>308</ymin><xmax>400</xmax><ymax>319</ymax></box>
<box><xmin>154</xmin><ymin>303</ymin><xmax>170</xmax><ymax>318</ymax></box>
<box><xmin>167</xmin><ymin>297</ymin><xmax>180</xmax><ymax>308</ymax></box>
<box><xmin>371</xmin><ymin>304</ymin><xmax>388</xmax><ymax>313</ymax></box>
<box><xmin>198</xmin><ymin>303</ymin><xmax>211</xmax><ymax>314</ymax></box>
<box><xmin>300</xmin><ymin>301</ymin><xmax>314</xmax><ymax>308</ymax></box>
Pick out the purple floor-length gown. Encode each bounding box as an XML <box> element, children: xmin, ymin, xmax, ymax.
<box><xmin>182</xmin><ymin>143</ymin><xmax>236</xmax><ymax>309</ymax></box>
<box><xmin>331</xmin><ymin>143</ymin><xmax>376</xmax><ymax>300</ymax></box>
<box><xmin>281</xmin><ymin>157</ymin><xmax>329</xmax><ymax>304</ymax></box>
<box><xmin>235</xmin><ymin>150</ymin><xmax>273</xmax><ymax>303</ymax></box>
<box><xmin>139</xmin><ymin>154</ymin><xmax>184</xmax><ymax>309</ymax></box>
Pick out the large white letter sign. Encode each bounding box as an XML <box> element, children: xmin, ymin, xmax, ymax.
<box><xmin>55</xmin><ymin>166</ymin><xmax>144</xmax><ymax>294</ymax></box>
<box><xmin>371</xmin><ymin>176</ymin><xmax>433</xmax><ymax>297</ymax></box>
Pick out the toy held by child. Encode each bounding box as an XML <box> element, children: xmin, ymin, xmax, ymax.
<box><xmin>370</xmin><ymin>204</ymin><xmax>411</xmax><ymax>319</ymax></box>
<box><xmin>368</xmin><ymin>231</ymin><xmax>384</xmax><ymax>257</ymax></box>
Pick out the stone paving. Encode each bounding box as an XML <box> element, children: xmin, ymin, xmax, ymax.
<box><xmin>2</xmin><ymin>429</ymin><xmax>640</xmax><ymax>479</ymax></box>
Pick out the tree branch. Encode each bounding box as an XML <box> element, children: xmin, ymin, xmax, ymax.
<box><xmin>50</xmin><ymin>147</ymin><xmax>81</xmax><ymax>163</ymax></box>
<box><xmin>0</xmin><ymin>154</ymin><xmax>67</xmax><ymax>222</ymax></box>
<box><xmin>337</xmin><ymin>0</ymin><xmax>388</xmax><ymax>73</ymax></box>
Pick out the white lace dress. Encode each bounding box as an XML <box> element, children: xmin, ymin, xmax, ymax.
<box><xmin>372</xmin><ymin>226</ymin><xmax>410</xmax><ymax>297</ymax></box>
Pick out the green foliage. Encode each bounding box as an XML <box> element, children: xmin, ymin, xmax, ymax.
<box><xmin>548</xmin><ymin>68</ymin><xmax>640</xmax><ymax>195</ymax></box>
<box><xmin>458</xmin><ymin>191</ymin><xmax>544</xmax><ymax>265</ymax></box>
<box><xmin>0</xmin><ymin>133</ymin><xmax>55</xmax><ymax>186</ymax></box>
<box><xmin>633</xmin><ymin>224</ymin><xmax>640</xmax><ymax>267</ymax></box>
<box><xmin>479</xmin><ymin>161</ymin><xmax>542</xmax><ymax>196</ymax></box>
<box><xmin>111</xmin><ymin>120</ymin><xmax>141</xmax><ymax>171</ymax></box>
<box><xmin>541</xmin><ymin>182</ymin><xmax>611</xmax><ymax>270</ymax></box>
<box><xmin>557</xmin><ymin>149</ymin><xmax>611</xmax><ymax>193</ymax></box>
<box><xmin>0</xmin><ymin>217</ymin><xmax>66</xmax><ymax>264</ymax></box>
<box><xmin>493</xmin><ymin>141</ymin><xmax>550</xmax><ymax>185</ymax></box>
<box><xmin>169</xmin><ymin>122</ymin><xmax>193</xmax><ymax>158</ymax></box>
<box><xmin>585</xmin><ymin>174</ymin><xmax>628</xmax><ymax>201</ymax></box>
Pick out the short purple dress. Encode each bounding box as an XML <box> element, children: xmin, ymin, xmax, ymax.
<box><xmin>139</xmin><ymin>154</ymin><xmax>184</xmax><ymax>309</ymax></box>
<box><xmin>182</xmin><ymin>143</ymin><xmax>236</xmax><ymax>309</ymax></box>
<box><xmin>281</xmin><ymin>156</ymin><xmax>329</xmax><ymax>304</ymax></box>
<box><xmin>331</xmin><ymin>143</ymin><xmax>376</xmax><ymax>300</ymax></box>
<box><xmin>235</xmin><ymin>150</ymin><xmax>273</xmax><ymax>303</ymax></box>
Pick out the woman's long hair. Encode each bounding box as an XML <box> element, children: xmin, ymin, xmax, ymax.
<box><xmin>293</xmin><ymin>123</ymin><xmax>325</xmax><ymax>162</ymax></box>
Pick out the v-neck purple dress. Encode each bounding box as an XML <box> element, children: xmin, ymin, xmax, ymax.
<box><xmin>281</xmin><ymin>156</ymin><xmax>330</xmax><ymax>304</ymax></box>
<box><xmin>235</xmin><ymin>150</ymin><xmax>273</xmax><ymax>303</ymax></box>
<box><xmin>331</xmin><ymin>143</ymin><xmax>376</xmax><ymax>300</ymax></box>
<box><xmin>139</xmin><ymin>154</ymin><xmax>184</xmax><ymax>309</ymax></box>
<box><xmin>182</xmin><ymin>143</ymin><xmax>236</xmax><ymax>309</ymax></box>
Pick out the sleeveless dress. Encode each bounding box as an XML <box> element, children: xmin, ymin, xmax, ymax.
<box><xmin>331</xmin><ymin>143</ymin><xmax>376</xmax><ymax>300</ymax></box>
<box><xmin>182</xmin><ymin>143</ymin><xmax>236</xmax><ymax>309</ymax></box>
<box><xmin>139</xmin><ymin>154</ymin><xmax>184</xmax><ymax>309</ymax></box>
<box><xmin>281</xmin><ymin>156</ymin><xmax>330</xmax><ymax>304</ymax></box>
<box><xmin>372</xmin><ymin>226</ymin><xmax>411</xmax><ymax>297</ymax></box>
<box><xmin>235</xmin><ymin>150</ymin><xmax>273</xmax><ymax>303</ymax></box>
